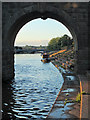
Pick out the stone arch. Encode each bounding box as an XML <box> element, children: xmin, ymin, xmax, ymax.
<box><xmin>2</xmin><ymin>3</ymin><xmax>80</xmax><ymax>81</ymax></box>
<box><xmin>7</xmin><ymin>5</ymin><xmax>79</xmax><ymax>50</ymax></box>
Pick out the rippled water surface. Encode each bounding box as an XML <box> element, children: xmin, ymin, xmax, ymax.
<box><xmin>3</xmin><ymin>54</ymin><xmax>64</xmax><ymax>119</ymax></box>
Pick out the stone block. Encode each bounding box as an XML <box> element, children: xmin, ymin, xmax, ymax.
<box><xmin>2</xmin><ymin>2</ymin><xmax>89</xmax><ymax>81</ymax></box>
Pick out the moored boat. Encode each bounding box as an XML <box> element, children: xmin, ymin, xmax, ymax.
<box><xmin>41</xmin><ymin>53</ymin><xmax>51</xmax><ymax>63</ymax></box>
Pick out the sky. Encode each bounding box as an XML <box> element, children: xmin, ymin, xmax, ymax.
<box><xmin>15</xmin><ymin>18</ymin><xmax>72</xmax><ymax>46</ymax></box>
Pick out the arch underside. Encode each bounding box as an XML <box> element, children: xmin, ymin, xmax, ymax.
<box><xmin>7</xmin><ymin>5</ymin><xmax>78</xmax><ymax>51</ymax></box>
<box><xmin>2</xmin><ymin>3</ymin><xmax>88</xmax><ymax>81</ymax></box>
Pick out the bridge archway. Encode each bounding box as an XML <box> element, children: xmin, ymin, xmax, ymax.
<box><xmin>2</xmin><ymin>3</ymin><xmax>88</xmax><ymax>81</ymax></box>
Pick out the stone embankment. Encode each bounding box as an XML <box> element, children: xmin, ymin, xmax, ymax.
<box><xmin>51</xmin><ymin>48</ymin><xmax>75</xmax><ymax>72</ymax></box>
<box><xmin>47</xmin><ymin>48</ymin><xmax>89</xmax><ymax>119</ymax></box>
<box><xmin>46</xmin><ymin>64</ymin><xmax>80</xmax><ymax>119</ymax></box>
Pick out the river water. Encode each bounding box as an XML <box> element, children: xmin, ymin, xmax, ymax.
<box><xmin>2</xmin><ymin>54</ymin><xmax>64</xmax><ymax>119</ymax></box>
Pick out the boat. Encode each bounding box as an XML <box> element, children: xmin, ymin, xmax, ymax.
<box><xmin>41</xmin><ymin>53</ymin><xmax>51</xmax><ymax>63</ymax></box>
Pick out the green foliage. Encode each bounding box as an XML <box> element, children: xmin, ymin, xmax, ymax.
<box><xmin>81</xmin><ymin>91</ymin><xmax>86</xmax><ymax>94</ymax></box>
<box><xmin>47</xmin><ymin>37</ymin><xmax>61</xmax><ymax>50</ymax></box>
<box><xmin>64</xmin><ymin>91</ymin><xmax>86</xmax><ymax>106</ymax></box>
<box><xmin>47</xmin><ymin>34</ymin><xmax>73</xmax><ymax>51</ymax></box>
<box><xmin>76</xmin><ymin>93</ymin><xmax>81</xmax><ymax>102</ymax></box>
<box><xmin>64</xmin><ymin>99</ymin><xmax>67</xmax><ymax>105</ymax></box>
<box><xmin>64</xmin><ymin>99</ymin><xmax>73</xmax><ymax>105</ymax></box>
<box><xmin>76</xmin><ymin>91</ymin><xmax>86</xmax><ymax>102</ymax></box>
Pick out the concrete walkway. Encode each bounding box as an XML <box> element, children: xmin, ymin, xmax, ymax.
<box><xmin>46</xmin><ymin>69</ymin><xmax>80</xmax><ymax>119</ymax></box>
<box><xmin>78</xmin><ymin>72</ymin><xmax>90</xmax><ymax>119</ymax></box>
<box><xmin>46</xmin><ymin>68</ymin><xmax>90</xmax><ymax>120</ymax></box>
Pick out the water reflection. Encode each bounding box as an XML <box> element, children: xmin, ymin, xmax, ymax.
<box><xmin>2</xmin><ymin>54</ymin><xmax>64</xmax><ymax>119</ymax></box>
<box><xmin>2</xmin><ymin>80</ymin><xmax>17</xmax><ymax>119</ymax></box>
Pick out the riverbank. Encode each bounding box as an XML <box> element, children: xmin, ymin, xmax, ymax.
<box><xmin>50</xmin><ymin>47</ymin><xmax>75</xmax><ymax>72</ymax></box>
<box><xmin>78</xmin><ymin>74</ymin><xmax>89</xmax><ymax>119</ymax></box>
<box><xmin>47</xmin><ymin>63</ymin><xmax>80</xmax><ymax>119</ymax></box>
<box><xmin>47</xmin><ymin>48</ymin><xmax>89</xmax><ymax>119</ymax></box>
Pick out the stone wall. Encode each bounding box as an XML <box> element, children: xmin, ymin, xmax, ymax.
<box><xmin>2</xmin><ymin>2</ymin><xmax>89</xmax><ymax>81</ymax></box>
<box><xmin>88</xmin><ymin>2</ymin><xmax>90</xmax><ymax>71</ymax></box>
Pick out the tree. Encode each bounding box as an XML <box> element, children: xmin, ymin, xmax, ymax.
<box><xmin>47</xmin><ymin>37</ymin><xmax>61</xmax><ymax>51</ymax></box>
<box><xmin>47</xmin><ymin>34</ymin><xmax>73</xmax><ymax>51</ymax></box>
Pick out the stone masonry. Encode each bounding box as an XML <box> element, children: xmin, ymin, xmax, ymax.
<box><xmin>2</xmin><ymin>2</ymin><xmax>89</xmax><ymax>81</ymax></box>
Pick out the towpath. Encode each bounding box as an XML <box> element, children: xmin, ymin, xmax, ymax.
<box><xmin>47</xmin><ymin>67</ymin><xmax>80</xmax><ymax>119</ymax></box>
